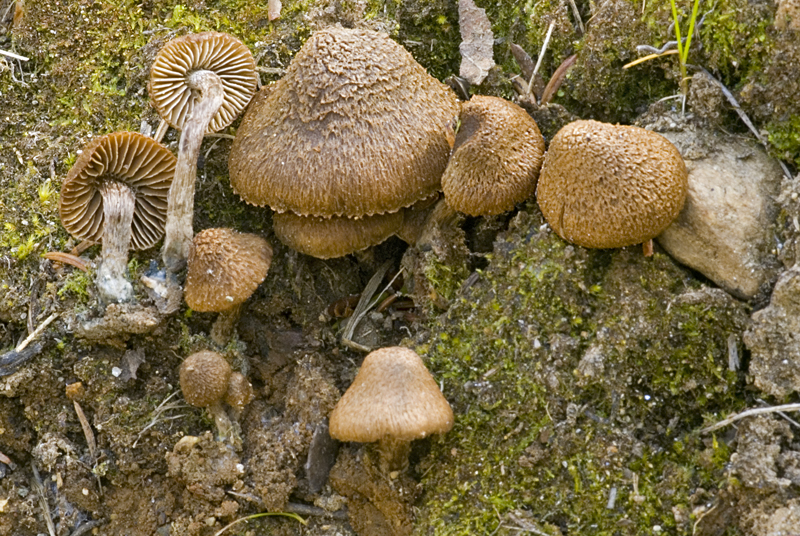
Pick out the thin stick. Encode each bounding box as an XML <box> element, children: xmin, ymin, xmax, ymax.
<box><xmin>341</xmin><ymin>261</ymin><xmax>392</xmax><ymax>352</ymax></box>
<box><xmin>757</xmin><ymin>398</ymin><xmax>800</xmax><ymax>429</ymax></box>
<box><xmin>527</xmin><ymin>21</ymin><xmax>555</xmax><ymax>97</ymax></box>
<box><xmin>30</xmin><ymin>464</ymin><xmax>57</xmax><ymax>536</ymax></box>
<box><xmin>566</xmin><ymin>0</ymin><xmax>584</xmax><ymax>34</ymax></box>
<box><xmin>16</xmin><ymin>313</ymin><xmax>57</xmax><ymax>353</ymax></box>
<box><xmin>43</xmin><ymin>252</ymin><xmax>89</xmax><ymax>272</ymax></box>
<box><xmin>0</xmin><ymin>49</ymin><xmax>29</xmax><ymax>62</ymax></box>
<box><xmin>0</xmin><ymin>451</ymin><xmax>10</xmax><ymax>465</ymax></box>
<box><xmin>623</xmin><ymin>49</ymin><xmax>679</xmax><ymax>70</ymax></box>
<box><xmin>697</xmin><ymin>67</ymin><xmax>794</xmax><ymax>180</ymax></box>
<box><xmin>700</xmin><ymin>403</ymin><xmax>800</xmax><ymax>434</ymax></box>
<box><xmin>73</xmin><ymin>400</ymin><xmax>97</xmax><ymax>461</ymax></box>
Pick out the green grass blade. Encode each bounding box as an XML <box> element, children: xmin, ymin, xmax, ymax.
<box><xmin>669</xmin><ymin>0</ymin><xmax>684</xmax><ymax>62</ymax></box>
<box><xmin>682</xmin><ymin>0</ymin><xmax>702</xmax><ymax>65</ymax></box>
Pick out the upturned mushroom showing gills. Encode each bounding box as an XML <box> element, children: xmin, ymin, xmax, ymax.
<box><xmin>149</xmin><ymin>32</ymin><xmax>257</xmax><ymax>272</ymax></box>
<box><xmin>228</xmin><ymin>27</ymin><xmax>460</xmax><ymax>256</ymax></box>
<box><xmin>442</xmin><ymin>95</ymin><xmax>545</xmax><ymax>216</ymax></box>
<box><xmin>59</xmin><ymin>131</ymin><xmax>176</xmax><ymax>303</ymax></box>
<box><xmin>328</xmin><ymin>346</ymin><xmax>454</xmax><ymax>473</ymax></box>
<box><xmin>184</xmin><ymin>228</ymin><xmax>272</xmax><ymax>345</ymax></box>
<box><xmin>536</xmin><ymin>120</ymin><xmax>688</xmax><ymax>249</ymax></box>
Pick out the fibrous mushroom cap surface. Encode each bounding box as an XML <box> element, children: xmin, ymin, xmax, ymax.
<box><xmin>228</xmin><ymin>27</ymin><xmax>460</xmax><ymax>218</ymax></box>
<box><xmin>536</xmin><ymin>120</ymin><xmax>688</xmax><ymax>249</ymax></box>
<box><xmin>184</xmin><ymin>228</ymin><xmax>272</xmax><ymax>312</ymax></box>
<box><xmin>442</xmin><ymin>95</ymin><xmax>545</xmax><ymax>216</ymax></box>
<box><xmin>179</xmin><ymin>351</ymin><xmax>232</xmax><ymax>407</ymax></box>
<box><xmin>329</xmin><ymin>347</ymin><xmax>454</xmax><ymax>443</ymax></box>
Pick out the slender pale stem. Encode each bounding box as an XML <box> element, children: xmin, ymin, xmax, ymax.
<box><xmin>96</xmin><ymin>181</ymin><xmax>136</xmax><ymax>303</ymax></box>
<box><xmin>210</xmin><ymin>303</ymin><xmax>242</xmax><ymax>346</ymax></box>
<box><xmin>162</xmin><ymin>70</ymin><xmax>225</xmax><ymax>273</ymax></box>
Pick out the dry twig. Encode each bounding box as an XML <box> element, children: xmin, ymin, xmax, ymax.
<box><xmin>700</xmin><ymin>403</ymin><xmax>800</xmax><ymax>434</ymax></box>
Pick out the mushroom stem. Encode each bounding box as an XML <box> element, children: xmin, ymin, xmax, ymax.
<box><xmin>162</xmin><ymin>70</ymin><xmax>225</xmax><ymax>273</ymax></box>
<box><xmin>376</xmin><ymin>436</ymin><xmax>412</xmax><ymax>473</ymax></box>
<box><xmin>210</xmin><ymin>303</ymin><xmax>242</xmax><ymax>346</ymax></box>
<box><xmin>207</xmin><ymin>400</ymin><xmax>234</xmax><ymax>441</ymax></box>
<box><xmin>96</xmin><ymin>181</ymin><xmax>136</xmax><ymax>303</ymax></box>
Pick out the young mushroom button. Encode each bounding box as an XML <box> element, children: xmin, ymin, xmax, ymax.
<box><xmin>536</xmin><ymin>120</ymin><xmax>688</xmax><ymax>250</ymax></box>
<box><xmin>59</xmin><ymin>132</ymin><xmax>176</xmax><ymax>303</ymax></box>
<box><xmin>328</xmin><ymin>346</ymin><xmax>454</xmax><ymax>473</ymax></box>
<box><xmin>441</xmin><ymin>95</ymin><xmax>546</xmax><ymax>216</ymax></box>
<box><xmin>149</xmin><ymin>32</ymin><xmax>257</xmax><ymax>273</ymax></box>
<box><xmin>184</xmin><ymin>228</ymin><xmax>272</xmax><ymax>345</ymax></box>
<box><xmin>179</xmin><ymin>350</ymin><xmax>234</xmax><ymax>439</ymax></box>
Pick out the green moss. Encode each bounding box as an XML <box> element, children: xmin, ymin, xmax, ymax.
<box><xmin>766</xmin><ymin>114</ymin><xmax>800</xmax><ymax>168</ymax></box>
<box><xmin>415</xmin><ymin>210</ymin><xmax>748</xmax><ymax>535</ymax></box>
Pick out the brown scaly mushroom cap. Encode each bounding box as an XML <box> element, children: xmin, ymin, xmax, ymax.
<box><xmin>184</xmin><ymin>228</ymin><xmax>272</xmax><ymax>312</ymax></box>
<box><xmin>228</xmin><ymin>27</ymin><xmax>461</xmax><ymax>219</ymax></box>
<box><xmin>442</xmin><ymin>95</ymin><xmax>545</xmax><ymax>216</ymax></box>
<box><xmin>329</xmin><ymin>346</ymin><xmax>453</xmax><ymax>471</ymax></box>
<box><xmin>272</xmin><ymin>210</ymin><xmax>404</xmax><ymax>259</ymax></box>
<box><xmin>536</xmin><ymin>120</ymin><xmax>688</xmax><ymax>249</ymax></box>
<box><xmin>149</xmin><ymin>31</ymin><xmax>257</xmax><ymax>134</ymax></box>
<box><xmin>59</xmin><ymin>131</ymin><xmax>176</xmax><ymax>303</ymax></box>
<box><xmin>179</xmin><ymin>351</ymin><xmax>232</xmax><ymax>407</ymax></box>
<box><xmin>149</xmin><ymin>32</ymin><xmax>257</xmax><ymax>273</ymax></box>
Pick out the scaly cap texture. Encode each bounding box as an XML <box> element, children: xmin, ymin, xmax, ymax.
<box><xmin>228</xmin><ymin>27</ymin><xmax>460</xmax><ymax>218</ymax></box>
<box><xmin>536</xmin><ymin>120</ymin><xmax>688</xmax><ymax>249</ymax></box>
<box><xmin>184</xmin><ymin>228</ymin><xmax>272</xmax><ymax>312</ymax></box>
<box><xmin>442</xmin><ymin>95</ymin><xmax>545</xmax><ymax>216</ymax></box>
<box><xmin>179</xmin><ymin>351</ymin><xmax>232</xmax><ymax>407</ymax></box>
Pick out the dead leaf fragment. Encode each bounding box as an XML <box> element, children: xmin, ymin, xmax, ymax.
<box><xmin>458</xmin><ymin>0</ymin><xmax>495</xmax><ymax>85</ymax></box>
<box><xmin>268</xmin><ymin>0</ymin><xmax>282</xmax><ymax>21</ymax></box>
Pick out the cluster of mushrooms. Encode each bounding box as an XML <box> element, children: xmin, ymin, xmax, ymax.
<box><xmin>56</xmin><ymin>24</ymin><xmax>689</xmax><ymax>485</ymax></box>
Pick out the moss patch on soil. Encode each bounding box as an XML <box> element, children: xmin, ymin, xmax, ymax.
<box><xmin>414</xmin><ymin>208</ymin><xmax>749</xmax><ymax>535</ymax></box>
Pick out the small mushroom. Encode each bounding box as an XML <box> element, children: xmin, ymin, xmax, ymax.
<box><xmin>224</xmin><ymin>372</ymin><xmax>254</xmax><ymax>412</ymax></box>
<box><xmin>59</xmin><ymin>132</ymin><xmax>176</xmax><ymax>303</ymax></box>
<box><xmin>229</xmin><ymin>26</ymin><xmax>460</xmax><ymax>220</ymax></box>
<box><xmin>442</xmin><ymin>95</ymin><xmax>545</xmax><ymax>216</ymax></box>
<box><xmin>179</xmin><ymin>351</ymin><xmax>233</xmax><ymax>439</ymax></box>
<box><xmin>149</xmin><ymin>32</ymin><xmax>257</xmax><ymax>272</ymax></box>
<box><xmin>328</xmin><ymin>347</ymin><xmax>454</xmax><ymax>473</ymax></box>
<box><xmin>184</xmin><ymin>228</ymin><xmax>272</xmax><ymax>345</ymax></box>
<box><xmin>272</xmin><ymin>211</ymin><xmax>405</xmax><ymax>259</ymax></box>
<box><xmin>536</xmin><ymin>120</ymin><xmax>688</xmax><ymax>249</ymax></box>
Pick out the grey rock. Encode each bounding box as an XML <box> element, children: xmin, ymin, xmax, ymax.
<box><xmin>656</xmin><ymin>125</ymin><xmax>782</xmax><ymax>300</ymax></box>
<box><xmin>744</xmin><ymin>266</ymin><xmax>800</xmax><ymax>397</ymax></box>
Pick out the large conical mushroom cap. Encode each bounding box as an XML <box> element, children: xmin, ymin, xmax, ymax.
<box><xmin>536</xmin><ymin>120</ymin><xmax>688</xmax><ymax>249</ymax></box>
<box><xmin>59</xmin><ymin>131</ymin><xmax>177</xmax><ymax>250</ymax></box>
<box><xmin>272</xmin><ymin>210</ymin><xmax>404</xmax><ymax>259</ymax></box>
<box><xmin>442</xmin><ymin>95</ymin><xmax>545</xmax><ymax>216</ymax></box>
<box><xmin>184</xmin><ymin>228</ymin><xmax>272</xmax><ymax>312</ymax></box>
<box><xmin>229</xmin><ymin>27</ymin><xmax>461</xmax><ymax>218</ymax></box>
<box><xmin>149</xmin><ymin>31</ymin><xmax>257</xmax><ymax>134</ymax></box>
<box><xmin>329</xmin><ymin>347</ymin><xmax>454</xmax><ymax>443</ymax></box>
